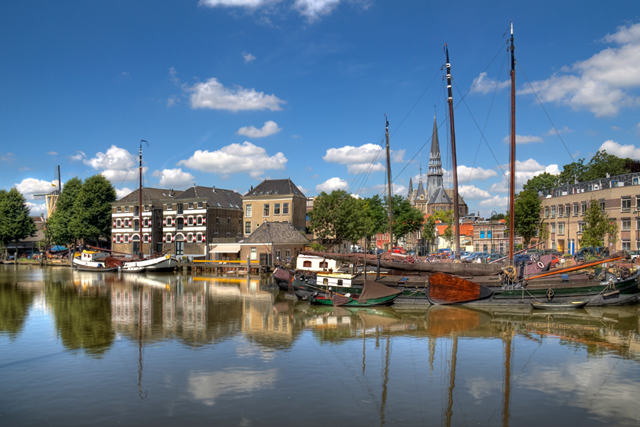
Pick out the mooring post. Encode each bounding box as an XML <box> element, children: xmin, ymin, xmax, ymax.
<box><xmin>247</xmin><ymin>254</ymin><xmax>251</xmax><ymax>276</ymax></box>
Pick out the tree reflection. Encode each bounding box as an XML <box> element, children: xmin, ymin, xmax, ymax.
<box><xmin>46</xmin><ymin>283</ymin><xmax>115</xmax><ymax>357</ymax></box>
<box><xmin>0</xmin><ymin>283</ymin><xmax>35</xmax><ymax>339</ymax></box>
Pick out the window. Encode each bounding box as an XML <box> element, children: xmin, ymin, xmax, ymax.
<box><xmin>125</xmin><ymin>206</ymin><xmax>130</xmax><ymax>213</ymax></box>
<box><xmin>144</xmin><ymin>205</ymin><xmax>150</xmax><ymax>211</ymax></box>
<box><xmin>250</xmin><ymin>247</ymin><xmax>257</xmax><ymax>260</ymax></box>
<box><xmin>216</xmin><ymin>217</ymin><xmax>220</xmax><ymax>225</ymax></box>
<box><xmin>303</xmin><ymin>260</ymin><xmax>312</xmax><ymax>268</ymax></box>
<box><xmin>167</xmin><ymin>203</ymin><xmax>172</xmax><ymax>211</ymax></box>
<box><xmin>578</xmin><ymin>222</ymin><xmax>584</xmax><ymax>233</ymax></box>
<box><xmin>487</xmin><ymin>231</ymin><xmax>492</xmax><ymax>239</ymax></box>
<box><xmin>551</xmin><ymin>223</ymin><xmax>556</xmax><ymax>233</ymax></box>
<box><xmin>134</xmin><ymin>219</ymin><xmax>139</xmax><ymax>232</ymax></box>
<box><xmin>198</xmin><ymin>202</ymin><xmax>203</xmax><ymax>209</ymax></box>
<box><xmin>117</xmin><ymin>207</ymin><xmax>121</xmax><ymax>213</ymax></box>
<box><xmin>623</xmin><ymin>219</ymin><xmax>631</xmax><ymax>231</ymax></box>
<box><xmin>197</xmin><ymin>216</ymin><xmax>203</xmax><ymax>225</ymax></box>
<box><xmin>544</xmin><ymin>207</ymin><xmax>549</xmax><ymax>218</ymax></box>
<box><xmin>175</xmin><ymin>235</ymin><xmax>184</xmax><ymax>256</ymax></box>
<box><xmin>551</xmin><ymin>206</ymin><xmax>556</xmax><ymax>218</ymax></box>
<box><xmin>573</xmin><ymin>203</ymin><xmax>579</xmax><ymax>216</ymax></box>
<box><xmin>285</xmin><ymin>249</ymin><xmax>291</xmax><ymax>258</ymax></box>
<box><xmin>245</xmin><ymin>221</ymin><xmax>252</xmax><ymax>234</ymax></box>
<box><xmin>245</xmin><ymin>204</ymin><xmax>252</xmax><ymax>217</ymax></box>
<box><xmin>581</xmin><ymin>203</ymin><xmax>587</xmax><ymax>215</ymax></box>
<box><xmin>275</xmin><ymin>250</ymin><xmax>281</xmax><ymax>259</ymax></box>
<box><xmin>197</xmin><ymin>233</ymin><xmax>203</xmax><ymax>242</ymax></box>
<box><xmin>622</xmin><ymin>198</ymin><xmax>632</xmax><ymax>212</ymax></box>
<box><xmin>135</xmin><ymin>206</ymin><xmax>139</xmax><ymax>216</ymax></box>
<box><xmin>480</xmin><ymin>231</ymin><xmax>485</xmax><ymax>238</ymax></box>
<box><xmin>552</xmin><ymin>241</ymin><xmax>556</xmax><ymax>250</ymax></box>
<box><xmin>116</xmin><ymin>219</ymin><xmax>121</xmax><ymax>227</ymax></box>
<box><xmin>274</xmin><ymin>203</ymin><xmax>281</xmax><ymax>215</ymax></box>
<box><xmin>263</xmin><ymin>204</ymin><xmax>270</xmax><ymax>216</ymax></box>
<box><xmin>283</xmin><ymin>203</ymin><xmax>289</xmax><ymax>215</ymax></box>
<box><xmin>124</xmin><ymin>235</ymin><xmax>129</xmax><ymax>243</ymax></box>
<box><xmin>188</xmin><ymin>203</ymin><xmax>194</xmax><ymax>209</ymax></box>
<box><xmin>600</xmin><ymin>200</ymin><xmax>605</xmax><ymax>212</ymax></box>
<box><xmin>227</xmin><ymin>217</ymin><xmax>231</xmax><ymax>225</ymax></box>
<box><xmin>177</xmin><ymin>203</ymin><xmax>183</xmax><ymax>214</ymax></box>
<box><xmin>188</xmin><ymin>217</ymin><xmax>194</xmax><ymax>226</ymax></box>
<box><xmin>623</xmin><ymin>241</ymin><xmax>631</xmax><ymax>251</ymax></box>
<box><xmin>177</xmin><ymin>218</ymin><xmax>184</xmax><ymax>230</ymax></box>
<box><xmin>558</xmin><ymin>223</ymin><xmax>565</xmax><ymax>235</ymax></box>
<box><xmin>558</xmin><ymin>206</ymin><xmax>564</xmax><ymax>217</ymax></box>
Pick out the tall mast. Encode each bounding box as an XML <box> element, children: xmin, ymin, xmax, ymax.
<box><xmin>508</xmin><ymin>22</ymin><xmax>516</xmax><ymax>262</ymax></box>
<box><xmin>385</xmin><ymin>115</ymin><xmax>393</xmax><ymax>251</ymax></box>
<box><xmin>445</xmin><ymin>45</ymin><xmax>460</xmax><ymax>256</ymax></box>
<box><xmin>139</xmin><ymin>140</ymin><xmax>145</xmax><ymax>259</ymax></box>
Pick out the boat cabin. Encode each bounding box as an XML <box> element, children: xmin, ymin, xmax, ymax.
<box><xmin>296</xmin><ymin>255</ymin><xmax>342</xmax><ymax>272</ymax></box>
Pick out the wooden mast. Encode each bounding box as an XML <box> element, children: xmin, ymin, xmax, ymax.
<box><xmin>139</xmin><ymin>140</ymin><xmax>146</xmax><ymax>259</ymax></box>
<box><xmin>508</xmin><ymin>22</ymin><xmax>516</xmax><ymax>262</ymax></box>
<box><xmin>385</xmin><ymin>115</ymin><xmax>394</xmax><ymax>251</ymax></box>
<box><xmin>445</xmin><ymin>45</ymin><xmax>460</xmax><ymax>256</ymax></box>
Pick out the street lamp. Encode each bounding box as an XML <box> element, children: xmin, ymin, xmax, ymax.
<box><xmin>490</xmin><ymin>211</ymin><xmax>497</xmax><ymax>255</ymax></box>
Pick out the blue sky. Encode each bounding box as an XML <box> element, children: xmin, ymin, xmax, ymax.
<box><xmin>2</xmin><ymin>0</ymin><xmax>640</xmax><ymax>217</ymax></box>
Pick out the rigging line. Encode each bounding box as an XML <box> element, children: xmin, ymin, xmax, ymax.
<box><xmin>348</xmin><ymin>140</ymin><xmax>384</xmax><ymax>196</ymax></box>
<box><xmin>116</xmin><ymin>161</ymin><xmax>137</xmax><ymax>191</ymax></box>
<box><xmin>390</xmin><ymin>67</ymin><xmax>442</xmax><ymax>139</ymax></box>
<box><xmin>517</xmin><ymin>61</ymin><xmax>575</xmax><ymax>162</ymax></box>
<box><xmin>466</xmin><ymin>48</ymin><xmax>509</xmax><ymax>187</ymax></box>
<box><xmin>453</xmin><ymin>80</ymin><xmax>508</xmax><ymax>179</ymax></box>
<box><xmin>457</xmin><ymin>39</ymin><xmax>510</xmax><ymax>104</ymax></box>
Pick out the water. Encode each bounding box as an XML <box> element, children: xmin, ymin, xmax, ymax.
<box><xmin>2</xmin><ymin>265</ymin><xmax>640</xmax><ymax>426</ymax></box>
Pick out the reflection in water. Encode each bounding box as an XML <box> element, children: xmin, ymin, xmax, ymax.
<box><xmin>3</xmin><ymin>266</ymin><xmax>640</xmax><ymax>426</ymax></box>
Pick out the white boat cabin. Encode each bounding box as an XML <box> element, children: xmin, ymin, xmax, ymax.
<box><xmin>296</xmin><ymin>255</ymin><xmax>342</xmax><ymax>272</ymax></box>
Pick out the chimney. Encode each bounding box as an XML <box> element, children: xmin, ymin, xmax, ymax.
<box><xmin>212</xmin><ymin>186</ymin><xmax>216</xmax><ymax>193</ymax></box>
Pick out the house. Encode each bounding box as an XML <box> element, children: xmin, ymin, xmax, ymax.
<box><xmin>242</xmin><ymin>179</ymin><xmax>307</xmax><ymax>237</ymax></box>
<box><xmin>161</xmin><ymin>186</ymin><xmax>243</xmax><ymax>260</ymax></box>
<box><xmin>473</xmin><ymin>219</ymin><xmax>523</xmax><ymax>253</ymax></box>
<box><xmin>238</xmin><ymin>221</ymin><xmax>310</xmax><ymax>266</ymax></box>
<box><xmin>111</xmin><ymin>188</ymin><xmax>180</xmax><ymax>255</ymax></box>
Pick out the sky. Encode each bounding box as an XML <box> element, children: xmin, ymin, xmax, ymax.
<box><xmin>2</xmin><ymin>0</ymin><xmax>640</xmax><ymax>218</ymax></box>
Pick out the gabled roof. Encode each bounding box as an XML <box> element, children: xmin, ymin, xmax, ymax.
<box><xmin>243</xmin><ymin>221</ymin><xmax>310</xmax><ymax>244</ymax></box>
<box><xmin>444</xmin><ymin>189</ymin><xmax>466</xmax><ymax>205</ymax></box>
<box><xmin>116</xmin><ymin>188</ymin><xmax>181</xmax><ymax>203</ymax></box>
<box><xmin>435</xmin><ymin>223</ymin><xmax>473</xmax><ymax>237</ymax></box>
<box><xmin>428</xmin><ymin>186</ymin><xmax>452</xmax><ymax>205</ymax></box>
<box><xmin>244</xmin><ymin>179</ymin><xmax>305</xmax><ymax>198</ymax></box>
<box><xmin>175</xmin><ymin>186</ymin><xmax>242</xmax><ymax>210</ymax></box>
<box><xmin>415</xmin><ymin>178</ymin><xmax>427</xmax><ymax>200</ymax></box>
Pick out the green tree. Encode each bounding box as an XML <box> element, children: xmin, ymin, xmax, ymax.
<box><xmin>489</xmin><ymin>212</ymin><xmax>505</xmax><ymax>221</ymax></box>
<box><xmin>360</xmin><ymin>195</ymin><xmax>387</xmax><ymax>251</ymax></box>
<box><xmin>432</xmin><ymin>210</ymin><xmax>453</xmax><ymax>245</ymax></box>
<box><xmin>0</xmin><ymin>283</ymin><xmax>35</xmax><ymax>340</ymax></box>
<box><xmin>608</xmin><ymin>220</ymin><xmax>619</xmax><ymax>250</ymax></box>
<box><xmin>0</xmin><ymin>188</ymin><xmax>37</xmax><ymax>262</ymax></box>
<box><xmin>69</xmin><ymin>175</ymin><xmax>116</xmax><ymax>245</ymax></box>
<box><xmin>308</xmin><ymin>190</ymin><xmax>360</xmax><ymax>249</ymax></box>
<box><xmin>523</xmin><ymin>172</ymin><xmax>559</xmax><ymax>196</ymax></box>
<box><xmin>387</xmin><ymin>195</ymin><xmax>424</xmax><ymax>246</ymax></box>
<box><xmin>538</xmin><ymin>221</ymin><xmax>550</xmax><ymax>248</ymax></box>
<box><xmin>580</xmin><ymin>199</ymin><xmax>611</xmax><ymax>247</ymax></box>
<box><xmin>582</xmin><ymin>150</ymin><xmax>629</xmax><ymax>181</ymax></box>
<box><xmin>422</xmin><ymin>215</ymin><xmax>438</xmax><ymax>250</ymax></box>
<box><xmin>46</xmin><ymin>177</ymin><xmax>83</xmax><ymax>246</ymax></box>
<box><xmin>557</xmin><ymin>158</ymin><xmax>588</xmax><ymax>185</ymax></box>
<box><xmin>509</xmin><ymin>190</ymin><xmax>542</xmax><ymax>246</ymax></box>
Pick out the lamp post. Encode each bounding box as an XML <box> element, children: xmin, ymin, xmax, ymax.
<box><xmin>490</xmin><ymin>211</ymin><xmax>497</xmax><ymax>255</ymax></box>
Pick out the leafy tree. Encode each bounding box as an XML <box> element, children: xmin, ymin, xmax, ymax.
<box><xmin>0</xmin><ymin>188</ymin><xmax>37</xmax><ymax>262</ymax></box>
<box><xmin>489</xmin><ymin>212</ymin><xmax>505</xmax><ymax>221</ymax></box>
<box><xmin>422</xmin><ymin>215</ymin><xmax>438</xmax><ymax>250</ymax></box>
<box><xmin>538</xmin><ymin>221</ymin><xmax>550</xmax><ymax>248</ymax></box>
<box><xmin>582</xmin><ymin>150</ymin><xmax>629</xmax><ymax>181</ymax></box>
<box><xmin>308</xmin><ymin>190</ymin><xmax>360</xmax><ymax>249</ymax></box>
<box><xmin>432</xmin><ymin>210</ymin><xmax>453</xmax><ymax>245</ymax></box>
<box><xmin>608</xmin><ymin>220</ymin><xmax>619</xmax><ymax>250</ymax></box>
<box><xmin>0</xmin><ymin>283</ymin><xmax>35</xmax><ymax>340</ymax></box>
<box><xmin>580</xmin><ymin>199</ymin><xmax>612</xmax><ymax>247</ymax></box>
<box><xmin>361</xmin><ymin>195</ymin><xmax>387</xmax><ymax>241</ymax></box>
<box><xmin>625</xmin><ymin>158</ymin><xmax>640</xmax><ymax>173</ymax></box>
<box><xmin>69</xmin><ymin>175</ymin><xmax>116</xmax><ymax>245</ymax></box>
<box><xmin>46</xmin><ymin>177</ymin><xmax>83</xmax><ymax>246</ymax></box>
<box><xmin>387</xmin><ymin>195</ymin><xmax>424</xmax><ymax>246</ymax></box>
<box><xmin>523</xmin><ymin>172</ymin><xmax>559</xmax><ymax>196</ymax></box>
<box><xmin>510</xmin><ymin>190</ymin><xmax>542</xmax><ymax>246</ymax></box>
<box><xmin>557</xmin><ymin>158</ymin><xmax>588</xmax><ymax>185</ymax></box>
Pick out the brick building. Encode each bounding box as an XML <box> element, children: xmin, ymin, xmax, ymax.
<box><xmin>242</xmin><ymin>179</ymin><xmax>307</xmax><ymax>237</ymax></box>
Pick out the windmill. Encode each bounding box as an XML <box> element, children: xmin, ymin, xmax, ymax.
<box><xmin>34</xmin><ymin>165</ymin><xmax>62</xmax><ymax>217</ymax></box>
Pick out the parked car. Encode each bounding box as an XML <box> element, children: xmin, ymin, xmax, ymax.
<box><xmin>574</xmin><ymin>246</ymin><xmax>609</xmax><ymax>262</ymax></box>
<box><xmin>543</xmin><ymin>249</ymin><xmax>563</xmax><ymax>257</ymax></box>
<box><xmin>461</xmin><ymin>251</ymin><xmax>478</xmax><ymax>261</ymax></box>
<box><xmin>391</xmin><ymin>247</ymin><xmax>406</xmax><ymax>254</ymax></box>
<box><xmin>549</xmin><ymin>255</ymin><xmax>560</xmax><ymax>268</ymax></box>
<box><xmin>513</xmin><ymin>254</ymin><xmax>530</xmax><ymax>266</ymax></box>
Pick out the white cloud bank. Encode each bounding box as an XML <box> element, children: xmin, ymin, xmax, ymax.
<box><xmin>489</xmin><ymin>158</ymin><xmax>560</xmax><ymax>193</ymax></box>
<box><xmin>502</xmin><ymin>134</ymin><xmax>544</xmax><ymax>144</ymax></box>
<box><xmin>316</xmin><ymin>177</ymin><xmax>349</xmax><ymax>193</ymax></box>
<box><xmin>470</xmin><ymin>72</ymin><xmax>509</xmax><ymax>94</ymax></box>
<box><xmin>518</xmin><ymin>22</ymin><xmax>640</xmax><ymax>117</ymax></box>
<box><xmin>186</xmin><ymin>78</ymin><xmax>285</xmax><ymax>112</ymax></box>
<box><xmin>323</xmin><ymin>143</ymin><xmax>386</xmax><ymax>175</ymax></box>
<box><xmin>598</xmin><ymin>140</ymin><xmax>640</xmax><ymax>158</ymax></box>
<box><xmin>237</xmin><ymin>121</ymin><xmax>282</xmax><ymax>138</ymax></box>
<box><xmin>83</xmin><ymin>145</ymin><xmax>145</xmax><ymax>183</ymax></box>
<box><xmin>178</xmin><ymin>142</ymin><xmax>287</xmax><ymax>178</ymax></box>
<box><xmin>242</xmin><ymin>52</ymin><xmax>257</xmax><ymax>63</ymax></box>
<box><xmin>199</xmin><ymin>0</ymin><xmax>363</xmax><ymax>22</ymax></box>
<box><xmin>152</xmin><ymin>168</ymin><xmax>196</xmax><ymax>189</ymax></box>
<box><xmin>15</xmin><ymin>178</ymin><xmax>57</xmax><ymax>200</ymax></box>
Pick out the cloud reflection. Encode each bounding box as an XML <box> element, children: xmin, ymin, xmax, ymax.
<box><xmin>188</xmin><ymin>368</ymin><xmax>277</xmax><ymax>405</ymax></box>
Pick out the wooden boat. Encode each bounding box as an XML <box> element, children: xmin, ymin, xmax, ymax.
<box><xmin>74</xmin><ymin>265</ymin><xmax>119</xmax><ymax>273</ymax></box>
<box><xmin>307</xmin><ymin>280</ymin><xmax>401</xmax><ymax>307</ymax></box>
<box><xmin>531</xmin><ymin>300</ymin><xmax>589</xmax><ymax>310</ymax></box>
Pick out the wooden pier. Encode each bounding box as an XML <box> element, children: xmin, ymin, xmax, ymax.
<box><xmin>177</xmin><ymin>258</ymin><xmax>272</xmax><ymax>275</ymax></box>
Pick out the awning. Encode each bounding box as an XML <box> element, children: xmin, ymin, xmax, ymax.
<box><xmin>209</xmin><ymin>244</ymin><xmax>241</xmax><ymax>253</ymax></box>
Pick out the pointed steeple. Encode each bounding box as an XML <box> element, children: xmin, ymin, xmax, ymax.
<box><xmin>427</xmin><ymin>115</ymin><xmax>443</xmax><ymax>198</ymax></box>
<box><xmin>408</xmin><ymin>176</ymin><xmax>414</xmax><ymax>198</ymax></box>
<box><xmin>415</xmin><ymin>164</ymin><xmax>426</xmax><ymax>200</ymax></box>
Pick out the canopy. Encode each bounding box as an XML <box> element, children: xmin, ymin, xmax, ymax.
<box><xmin>209</xmin><ymin>244</ymin><xmax>241</xmax><ymax>253</ymax></box>
<box><xmin>50</xmin><ymin>245</ymin><xmax>67</xmax><ymax>252</ymax></box>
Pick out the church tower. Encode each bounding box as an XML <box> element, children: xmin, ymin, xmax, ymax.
<box><xmin>426</xmin><ymin>115</ymin><xmax>443</xmax><ymax>198</ymax></box>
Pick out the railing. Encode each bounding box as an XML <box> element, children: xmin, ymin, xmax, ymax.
<box><xmin>193</xmin><ymin>260</ymin><xmax>260</xmax><ymax>264</ymax></box>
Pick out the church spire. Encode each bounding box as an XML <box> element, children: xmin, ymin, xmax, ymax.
<box><xmin>427</xmin><ymin>115</ymin><xmax>443</xmax><ymax>197</ymax></box>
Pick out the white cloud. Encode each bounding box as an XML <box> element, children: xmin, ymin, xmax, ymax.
<box><xmin>598</xmin><ymin>140</ymin><xmax>640</xmax><ymax>158</ymax></box>
<box><xmin>100</xmin><ymin>169</ymin><xmax>147</xmax><ymax>183</ymax></box>
<box><xmin>242</xmin><ymin>52</ymin><xmax>257</xmax><ymax>63</ymax></box>
<box><xmin>324</xmin><ymin>143</ymin><xmax>382</xmax><ymax>164</ymax></box>
<box><xmin>199</xmin><ymin>0</ymin><xmax>362</xmax><ymax>22</ymax></box>
<box><xmin>444</xmin><ymin>165</ymin><xmax>497</xmax><ymax>183</ymax></box>
<box><xmin>46</xmin><ymin>151</ymin><xmax>58</xmax><ymax>156</ymax></box>
<box><xmin>15</xmin><ymin>178</ymin><xmax>57</xmax><ymax>200</ymax></box>
<box><xmin>347</xmin><ymin>163</ymin><xmax>385</xmax><ymax>174</ymax></box>
<box><xmin>518</xmin><ymin>22</ymin><xmax>640</xmax><ymax>117</ymax></box>
<box><xmin>316</xmin><ymin>177</ymin><xmax>348</xmax><ymax>193</ymax></box>
<box><xmin>392</xmin><ymin>149</ymin><xmax>406</xmax><ymax>163</ymax></box>
<box><xmin>237</xmin><ymin>120</ymin><xmax>282</xmax><ymax>138</ymax></box>
<box><xmin>502</xmin><ymin>134</ymin><xmax>544</xmax><ymax>144</ymax></box>
<box><xmin>479</xmin><ymin>195</ymin><xmax>508</xmax><ymax>208</ymax></box>
<box><xmin>26</xmin><ymin>202</ymin><xmax>47</xmax><ymax>216</ymax></box>
<box><xmin>544</xmin><ymin>126</ymin><xmax>573</xmax><ymax>137</ymax></box>
<box><xmin>370</xmin><ymin>183</ymin><xmax>407</xmax><ymax>197</ymax></box>
<box><xmin>199</xmin><ymin>0</ymin><xmax>275</xmax><ymax>8</ymax></box>
<box><xmin>490</xmin><ymin>159</ymin><xmax>561</xmax><ymax>193</ymax></box>
<box><xmin>297</xmin><ymin>185</ymin><xmax>309</xmax><ymax>195</ymax></box>
<box><xmin>167</xmin><ymin>95</ymin><xmax>180</xmax><ymax>108</ymax></box>
<box><xmin>83</xmin><ymin>146</ymin><xmax>146</xmax><ymax>184</ymax></box>
<box><xmin>69</xmin><ymin>151</ymin><xmax>86</xmax><ymax>162</ymax></box>
<box><xmin>294</xmin><ymin>0</ymin><xmax>342</xmax><ymax>21</ymax></box>
<box><xmin>458</xmin><ymin>185</ymin><xmax>491</xmax><ymax>200</ymax></box>
<box><xmin>469</xmin><ymin>72</ymin><xmax>509</xmax><ymax>94</ymax></box>
<box><xmin>115</xmin><ymin>187</ymin><xmax>134</xmax><ymax>200</ymax></box>
<box><xmin>152</xmin><ymin>168</ymin><xmax>195</xmax><ymax>189</ymax></box>
<box><xmin>186</xmin><ymin>78</ymin><xmax>285</xmax><ymax>112</ymax></box>
<box><xmin>178</xmin><ymin>142</ymin><xmax>287</xmax><ymax>179</ymax></box>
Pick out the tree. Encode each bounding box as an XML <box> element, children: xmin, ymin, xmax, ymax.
<box><xmin>360</xmin><ymin>195</ymin><xmax>387</xmax><ymax>250</ymax></box>
<box><xmin>538</xmin><ymin>221</ymin><xmax>550</xmax><ymax>248</ymax></box>
<box><xmin>557</xmin><ymin>158</ymin><xmax>588</xmax><ymax>186</ymax></box>
<box><xmin>608</xmin><ymin>220</ymin><xmax>619</xmax><ymax>250</ymax></box>
<box><xmin>0</xmin><ymin>188</ymin><xmax>37</xmax><ymax>262</ymax></box>
<box><xmin>432</xmin><ymin>209</ymin><xmax>453</xmax><ymax>245</ymax></box>
<box><xmin>489</xmin><ymin>212</ymin><xmax>505</xmax><ymax>221</ymax></box>
<box><xmin>308</xmin><ymin>190</ymin><xmax>359</xmax><ymax>249</ymax></box>
<box><xmin>68</xmin><ymin>175</ymin><xmax>116</xmax><ymax>245</ymax></box>
<box><xmin>523</xmin><ymin>172</ymin><xmax>559</xmax><ymax>197</ymax></box>
<box><xmin>387</xmin><ymin>195</ymin><xmax>424</xmax><ymax>246</ymax></box>
<box><xmin>582</xmin><ymin>150</ymin><xmax>629</xmax><ymax>181</ymax></box>
<box><xmin>46</xmin><ymin>177</ymin><xmax>83</xmax><ymax>246</ymax></box>
<box><xmin>422</xmin><ymin>215</ymin><xmax>437</xmax><ymax>251</ymax></box>
<box><xmin>580</xmin><ymin>199</ymin><xmax>612</xmax><ymax>247</ymax></box>
<box><xmin>510</xmin><ymin>190</ymin><xmax>542</xmax><ymax>246</ymax></box>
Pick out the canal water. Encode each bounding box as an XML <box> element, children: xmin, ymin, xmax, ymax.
<box><xmin>2</xmin><ymin>266</ymin><xmax>640</xmax><ymax>426</ymax></box>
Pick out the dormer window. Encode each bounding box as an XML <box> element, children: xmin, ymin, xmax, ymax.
<box><xmin>125</xmin><ymin>206</ymin><xmax>130</xmax><ymax>213</ymax></box>
<box><xmin>198</xmin><ymin>202</ymin><xmax>203</xmax><ymax>209</ymax></box>
<box><xmin>167</xmin><ymin>203</ymin><xmax>172</xmax><ymax>211</ymax></box>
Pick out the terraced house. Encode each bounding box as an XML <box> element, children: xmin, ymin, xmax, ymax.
<box><xmin>161</xmin><ymin>186</ymin><xmax>243</xmax><ymax>259</ymax></box>
<box><xmin>111</xmin><ymin>188</ymin><xmax>180</xmax><ymax>255</ymax></box>
<box><xmin>242</xmin><ymin>179</ymin><xmax>307</xmax><ymax>237</ymax></box>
